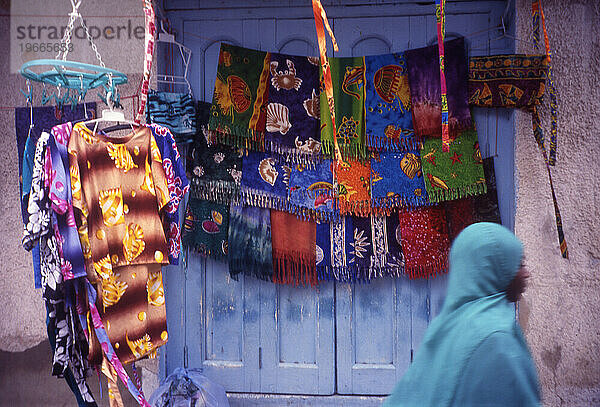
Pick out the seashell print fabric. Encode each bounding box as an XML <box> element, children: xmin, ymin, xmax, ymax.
<box><xmin>182</xmin><ymin>198</ymin><xmax>230</xmax><ymax>261</ymax></box>
<box><xmin>265</xmin><ymin>53</ymin><xmax>322</xmax><ymax>163</ymax></box>
<box><xmin>364</xmin><ymin>52</ymin><xmax>416</xmax><ymax>151</ymax></box>
<box><xmin>240</xmin><ymin>151</ymin><xmax>291</xmax><ymax>211</ymax></box>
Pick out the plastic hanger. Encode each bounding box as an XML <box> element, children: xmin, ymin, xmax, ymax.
<box><xmin>81</xmin><ymin>87</ymin><xmax>139</xmax><ymax>136</ymax></box>
<box><xmin>155</xmin><ymin>21</ymin><xmax>193</xmax><ymax>96</ymax></box>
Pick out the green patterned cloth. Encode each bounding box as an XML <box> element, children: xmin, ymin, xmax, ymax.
<box><xmin>320</xmin><ymin>56</ymin><xmax>367</xmax><ymax>160</ymax></box>
<box><xmin>182</xmin><ymin>198</ymin><xmax>230</xmax><ymax>261</ymax></box>
<box><xmin>420</xmin><ymin>128</ymin><xmax>486</xmax><ymax>203</ymax></box>
<box><xmin>207</xmin><ymin>43</ymin><xmax>271</xmax><ymax>150</ymax></box>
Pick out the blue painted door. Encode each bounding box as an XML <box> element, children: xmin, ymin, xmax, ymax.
<box><xmin>162</xmin><ymin>0</ymin><xmax>514</xmax><ymax>396</ymax></box>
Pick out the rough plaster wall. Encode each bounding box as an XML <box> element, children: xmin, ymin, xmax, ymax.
<box><xmin>514</xmin><ymin>0</ymin><xmax>600</xmax><ymax>406</ymax></box>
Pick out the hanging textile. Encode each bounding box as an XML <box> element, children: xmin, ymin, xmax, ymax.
<box><xmin>240</xmin><ymin>151</ymin><xmax>291</xmax><ymax>211</ymax></box>
<box><xmin>265</xmin><ymin>52</ymin><xmax>322</xmax><ymax>162</ymax></box>
<box><xmin>320</xmin><ymin>56</ymin><xmax>367</xmax><ymax>160</ymax></box>
<box><xmin>227</xmin><ymin>204</ymin><xmax>273</xmax><ymax>281</ymax></box>
<box><xmin>271</xmin><ymin>210</ymin><xmax>317</xmax><ymax>286</ymax></box>
<box><xmin>135</xmin><ymin>0</ymin><xmax>155</xmax><ymax>125</ymax></box>
<box><xmin>207</xmin><ymin>43</ymin><xmax>271</xmax><ymax>150</ymax></box>
<box><xmin>443</xmin><ymin>198</ymin><xmax>474</xmax><ymax>242</ymax></box>
<box><xmin>147</xmin><ymin>90</ymin><xmax>197</xmax><ymax>144</ymax></box>
<box><xmin>316</xmin><ymin>216</ymin><xmax>358</xmax><ymax>282</ymax></box>
<box><xmin>435</xmin><ymin>0</ymin><xmax>450</xmax><ymax>152</ymax></box>
<box><xmin>420</xmin><ymin>128</ymin><xmax>487</xmax><ymax>204</ymax></box>
<box><xmin>472</xmin><ymin>157</ymin><xmax>502</xmax><ymax>224</ymax></box>
<box><xmin>182</xmin><ymin>198</ymin><xmax>229</xmax><ymax>261</ymax></box>
<box><xmin>405</xmin><ymin>38</ymin><xmax>471</xmax><ymax>140</ymax></box>
<box><xmin>364</xmin><ymin>52</ymin><xmax>415</xmax><ymax>151</ymax></box>
<box><xmin>187</xmin><ymin>102</ymin><xmax>242</xmax><ymax>205</ymax></box>
<box><xmin>288</xmin><ymin>159</ymin><xmax>335</xmax><ymax>221</ymax></box>
<box><xmin>370</xmin><ymin>150</ymin><xmax>428</xmax><ymax>210</ymax></box>
<box><xmin>398</xmin><ymin>205</ymin><xmax>450</xmax><ymax>279</ymax></box>
<box><xmin>336</xmin><ymin>159</ymin><xmax>371</xmax><ymax>217</ymax></box>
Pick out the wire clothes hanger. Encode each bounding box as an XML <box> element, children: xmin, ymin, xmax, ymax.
<box><xmin>155</xmin><ymin>20</ymin><xmax>193</xmax><ymax>96</ymax></box>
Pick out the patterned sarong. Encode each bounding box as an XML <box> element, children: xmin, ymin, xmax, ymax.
<box><xmin>182</xmin><ymin>198</ymin><xmax>229</xmax><ymax>260</ymax></box>
<box><xmin>147</xmin><ymin>90</ymin><xmax>197</xmax><ymax>143</ymax></box>
<box><xmin>240</xmin><ymin>151</ymin><xmax>291</xmax><ymax>211</ymax></box>
<box><xmin>288</xmin><ymin>160</ymin><xmax>335</xmax><ymax>221</ymax></box>
<box><xmin>336</xmin><ymin>159</ymin><xmax>371</xmax><ymax>217</ymax></box>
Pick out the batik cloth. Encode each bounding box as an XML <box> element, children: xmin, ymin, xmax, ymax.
<box><xmin>147</xmin><ymin>90</ymin><xmax>197</xmax><ymax>143</ymax></box>
<box><xmin>364</xmin><ymin>52</ymin><xmax>415</xmax><ymax>151</ymax></box>
<box><xmin>265</xmin><ymin>52</ymin><xmax>322</xmax><ymax>162</ymax></box>
<box><xmin>336</xmin><ymin>159</ymin><xmax>371</xmax><ymax>217</ymax></box>
<box><xmin>443</xmin><ymin>198</ymin><xmax>475</xmax><ymax>243</ymax></box>
<box><xmin>468</xmin><ymin>54</ymin><xmax>547</xmax><ymax>108</ymax></box>
<box><xmin>316</xmin><ymin>216</ymin><xmax>359</xmax><ymax>282</ymax></box>
<box><xmin>398</xmin><ymin>206</ymin><xmax>450</xmax><ymax>279</ymax></box>
<box><xmin>228</xmin><ymin>204</ymin><xmax>273</xmax><ymax>281</ymax></box>
<box><xmin>207</xmin><ymin>43</ymin><xmax>271</xmax><ymax>150</ymax></box>
<box><xmin>420</xmin><ymin>128</ymin><xmax>486</xmax><ymax>203</ymax></box>
<box><xmin>405</xmin><ymin>38</ymin><xmax>471</xmax><ymax>139</ymax></box>
<box><xmin>188</xmin><ymin>101</ymin><xmax>242</xmax><ymax>205</ymax></box>
<box><xmin>182</xmin><ymin>198</ymin><xmax>229</xmax><ymax>260</ymax></box>
<box><xmin>472</xmin><ymin>157</ymin><xmax>502</xmax><ymax>224</ymax></box>
<box><xmin>271</xmin><ymin>210</ymin><xmax>317</xmax><ymax>287</ymax></box>
<box><xmin>288</xmin><ymin>160</ymin><xmax>335</xmax><ymax>221</ymax></box>
<box><xmin>435</xmin><ymin>0</ymin><xmax>450</xmax><ymax>152</ymax></box>
<box><xmin>320</xmin><ymin>56</ymin><xmax>367</xmax><ymax>160</ymax></box>
<box><xmin>370</xmin><ymin>150</ymin><xmax>428</xmax><ymax>210</ymax></box>
<box><xmin>240</xmin><ymin>151</ymin><xmax>291</xmax><ymax>211</ymax></box>
<box><xmin>68</xmin><ymin>123</ymin><xmax>171</xmax><ymax>283</ymax></box>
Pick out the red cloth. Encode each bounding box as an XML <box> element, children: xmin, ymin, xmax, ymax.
<box><xmin>444</xmin><ymin>198</ymin><xmax>474</xmax><ymax>242</ymax></box>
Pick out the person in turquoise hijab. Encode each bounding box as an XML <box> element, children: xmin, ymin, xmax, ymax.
<box><xmin>384</xmin><ymin>222</ymin><xmax>541</xmax><ymax>406</ymax></box>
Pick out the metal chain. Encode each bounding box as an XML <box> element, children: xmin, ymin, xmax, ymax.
<box><xmin>56</xmin><ymin>2</ymin><xmax>79</xmax><ymax>60</ymax></box>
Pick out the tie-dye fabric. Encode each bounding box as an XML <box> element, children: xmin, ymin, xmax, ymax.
<box><xmin>227</xmin><ymin>204</ymin><xmax>273</xmax><ymax>281</ymax></box>
<box><xmin>207</xmin><ymin>43</ymin><xmax>271</xmax><ymax>150</ymax></box>
<box><xmin>420</xmin><ymin>128</ymin><xmax>487</xmax><ymax>203</ymax></box>
<box><xmin>182</xmin><ymin>198</ymin><xmax>229</xmax><ymax>261</ymax></box>
<box><xmin>398</xmin><ymin>206</ymin><xmax>450</xmax><ymax>279</ymax></box>
<box><xmin>405</xmin><ymin>38</ymin><xmax>471</xmax><ymax>139</ymax></box>
<box><xmin>240</xmin><ymin>151</ymin><xmax>291</xmax><ymax>211</ymax></box>
<box><xmin>288</xmin><ymin>160</ymin><xmax>335</xmax><ymax>221</ymax></box>
<box><xmin>146</xmin><ymin>90</ymin><xmax>197</xmax><ymax>143</ymax></box>
<box><xmin>364</xmin><ymin>52</ymin><xmax>415</xmax><ymax>151</ymax></box>
<box><xmin>265</xmin><ymin>53</ymin><xmax>322</xmax><ymax>162</ymax></box>
<box><xmin>320</xmin><ymin>56</ymin><xmax>367</xmax><ymax>160</ymax></box>
<box><xmin>370</xmin><ymin>150</ymin><xmax>428</xmax><ymax>211</ymax></box>
<box><xmin>336</xmin><ymin>159</ymin><xmax>371</xmax><ymax>217</ymax></box>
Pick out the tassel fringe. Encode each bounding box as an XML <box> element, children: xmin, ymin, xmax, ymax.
<box><xmin>272</xmin><ymin>251</ymin><xmax>318</xmax><ymax>287</ymax></box>
<box><xmin>428</xmin><ymin>181</ymin><xmax>487</xmax><ymax>204</ymax></box>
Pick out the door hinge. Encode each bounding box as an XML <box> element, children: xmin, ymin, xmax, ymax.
<box><xmin>259</xmin><ymin>347</ymin><xmax>262</xmax><ymax>369</ymax></box>
<box><xmin>184</xmin><ymin>345</ymin><xmax>188</xmax><ymax>368</ymax></box>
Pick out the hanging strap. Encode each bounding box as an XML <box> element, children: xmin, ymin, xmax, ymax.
<box><xmin>532</xmin><ymin>0</ymin><xmax>558</xmax><ymax>165</ymax></box>
<box><xmin>135</xmin><ymin>0</ymin><xmax>156</xmax><ymax>124</ymax></box>
<box><xmin>435</xmin><ymin>0</ymin><xmax>450</xmax><ymax>152</ymax></box>
<box><xmin>102</xmin><ymin>357</ymin><xmax>125</xmax><ymax>407</ymax></box>
<box><xmin>311</xmin><ymin>0</ymin><xmax>343</xmax><ymax>165</ymax></box>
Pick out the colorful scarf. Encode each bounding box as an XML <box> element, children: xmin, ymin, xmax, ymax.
<box><xmin>398</xmin><ymin>206</ymin><xmax>450</xmax><ymax>279</ymax></box>
<box><xmin>270</xmin><ymin>210</ymin><xmax>317</xmax><ymax>286</ymax></box>
<box><xmin>265</xmin><ymin>52</ymin><xmax>322</xmax><ymax>162</ymax></box>
<box><xmin>188</xmin><ymin>102</ymin><xmax>242</xmax><ymax>205</ymax></box>
<box><xmin>320</xmin><ymin>56</ymin><xmax>367</xmax><ymax>160</ymax></box>
<box><xmin>405</xmin><ymin>38</ymin><xmax>471</xmax><ymax>139</ymax></box>
<box><xmin>364</xmin><ymin>52</ymin><xmax>415</xmax><ymax>151</ymax></box>
<box><xmin>443</xmin><ymin>198</ymin><xmax>474</xmax><ymax>243</ymax></box>
<box><xmin>468</xmin><ymin>54</ymin><xmax>547</xmax><ymax>108</ymax></box>
<box><xmin>240</xmin><ymin>151</ymin><xmax>291</xmax><ymax>211</ymax></box>
<box><xmin>420</xmin><ymin>128</ymin><xmax>486</xmax><ymax>203</ymax></box>
<box><xmin>147</xmin><ymin>90</ymin><xmax>197</xmax><ymax>143</ymax></box>
<box><xmin>288</xmin><ymin>160</ymin><xmax>335</xmax><ymax>221</ymax></box>
<box><xmin>182</xmin><ymin>198</ymin><xmax>229</xmax><ymax>261</ymax></box>
<box><xmin>336</xmin><ymin>159</ymin><xmax>371</xmax><ymax>217</ymax></box>
<box><xmin>207</xmin><ymin>43</ymin><xmax>271</xmax><ymax>150</ymax></box>
<box><xmin>227</xmin><ymin>204</ymin><xmax>273</xmax><ymax>281</ymax></box>
<box><xmin>316</xmin><ymin>216</ymin><xmax>359</xmax><ymax>282</ymax></box>
<box><xmin>370</xmin><ymin>150</ymin><xmax>428</xmax><ymax>210</ymax></box>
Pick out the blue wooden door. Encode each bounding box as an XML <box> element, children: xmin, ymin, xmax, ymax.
<box><xmin>162</xmin><ymin>0</ymin><xmax>514</xmax><ymax>396</ymax></box>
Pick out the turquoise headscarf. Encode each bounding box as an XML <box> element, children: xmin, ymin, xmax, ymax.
<box><xmin>384</xmin><ymin>222</ymin><xmax>541</xmax><ymax>407</ymax></box>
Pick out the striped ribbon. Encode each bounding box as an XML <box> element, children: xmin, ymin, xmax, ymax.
<box><xmin>436</xmin><ymin>0</ymin><xmax>450</xmax><ymax>152</ymax></box>
<box><xmin>532</xmin><ymin>0</ymin><xmax>558</xmax><ymax>165</ymax></box>
<box><xmin>135</xmin><ymin>0</ymin><xmax>156</xmax><ymax>124</ymax></box>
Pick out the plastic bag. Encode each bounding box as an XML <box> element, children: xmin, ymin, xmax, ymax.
<box><xmin>149</xmin><ymin>368</ymin><xmax>229</xmax><ymax>407</ymax></box>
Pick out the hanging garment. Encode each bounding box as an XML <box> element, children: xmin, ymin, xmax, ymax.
<box><xmin>364</xmin><ymin>52</ymin><xmax>415</xmax><ymax>151</ymax></box>
<box><xmin>182</xmin><ymin>198</ymin><xmax>230</xmax><ymax>260</ymax></box>
<box><xmin>240</xmin><ymin>151</ymin><xmax>291</xmax><ymax>211</ymax></box>
<box><xmin>146</xmin><ymin>90</ymin><xmax>197</xmax><ymax>144</ymax></box>
<box><xmin>316</xmin><ymin>216</ymin><xmax>358</xmax><ymax>282</ymax></box>
<box><xmin>335</xmin><ymin>158</ymin><xmax>371</xmax><ymax>217</ymax></box>
<box><xmin>405</xmin><ymin>38</ymin><xmax>471</xmax><ymax>139</ymax></box>
<box><xmin>187</xmin><ymin>102</ymin><xmax>242</xmax><ymax>205</ymax></box>
<box><xmin>265</xmin><ymin>52</ymin><xmax>322</xmax><ymax>162</ymax></box>
<box><xmin>227</xmin><ymin>204</ymin><xmax>273</xmax><ymax>281</ymax></box>
<box><xmin>397</xmin><ymin>205</ymin><xmax>450</xmax><ymax>279</ymax></box>
<box><xmin>320</xmin><ymin>56</ymin><xmax>367</xmax><ymax>160</ymax></box>
<box><xmin>270</xmin><ymin>210</ymin><xmax>317</xmax><ymax>286</ymax></box>
<box><xmin>420</xmin><ymin>128</ymin><xmax>487</xmax><ymax>204</ymax></box>
<box><xmin>383</xmin><ymin>223</ymin><xmax>541</xmax><ymax>407</ymax></box>
<box><xmin>370</xmin><ymin>150</ymin><xmax>428</xmax><ymax>211</ymax></box>
<box><xmin>472</xmin><ymin>157</ymin><xmax>502</xmax><ymax>224</ymax></box>
<box><xmin>207</xmin><ymin>43</ymin><xmax>271</xmax><ymax>150</ymax></box>
<box><xmin>287</xmin><ymin>159</ymin><xmax>335</xmax><ymax>221</ymax></box>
